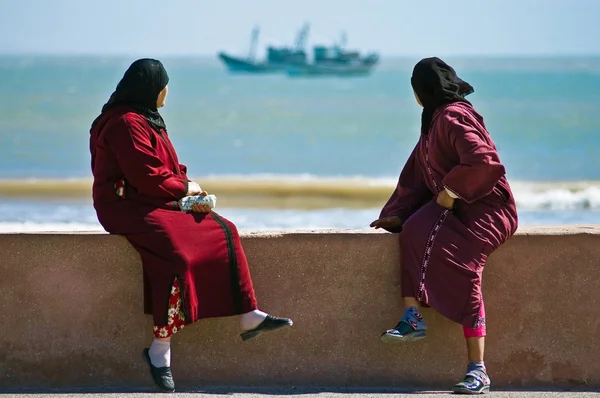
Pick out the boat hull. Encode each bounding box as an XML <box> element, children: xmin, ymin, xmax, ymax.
<box><xmin>286</xmin><ymin>63</ymin><xmax>377</xmax><ymax>77</ymax></box>
<box><xmin>218</xmin><ymin>52</ymin><xmax>284</xmax><ymax>73</ymax></box>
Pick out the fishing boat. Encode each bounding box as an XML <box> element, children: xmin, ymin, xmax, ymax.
<box><xmin>286</xmin><ymin>54</ymin><xmax>379</xmax><ymax>77</ymax></box>
<box><xmin>286</xmin><ymin>32</ymin><xmax>379</xmax><ymax>77</ymax></box>
<box><xmin>217</xmin><ymin>24</ymin><xmax>309</xmax><ymax>73</ymax></box>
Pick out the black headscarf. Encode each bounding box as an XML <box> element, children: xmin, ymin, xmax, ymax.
<box><xmin>94</xmin><ymin>58</ymin><xmax>169</xmax><ymax>132</ymax></box>
<box><xmin>411</xmin><ymin>57</ymin><xmax>474</xmax><ymax>134</ymax></box>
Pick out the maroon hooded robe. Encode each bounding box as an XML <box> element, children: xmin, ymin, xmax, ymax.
<box><xmin>90</xmin><ymin>105</ymin><xmax>258</xmax><ymax>326</ymax></box>
<box><xmin>380</xmin><ymin>102</ymin><xmax>518</xmax><ymax>328</ymax></box>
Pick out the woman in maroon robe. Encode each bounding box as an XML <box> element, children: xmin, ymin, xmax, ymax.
<box><xmin>89</xmin><ymin>59</ymin><xmax>293</xmax><ymax>392</ymax></box>
<box><xmin>370</xmin><ymin>58</ymin><xmax>518</xmax><ymax>394</ymax></box>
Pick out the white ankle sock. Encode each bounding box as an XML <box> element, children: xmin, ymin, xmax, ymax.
<box><xmin>240</xmin><ymin>309</ymin><xmax>268</xmax><ymax>330</ymax></box>
<box><xmin>149</xmin><ymin>339</ymin><xmax>171</xmax><ymax>368</ymax></box>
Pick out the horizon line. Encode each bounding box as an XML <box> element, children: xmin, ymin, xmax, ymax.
<box><xmin>1</xmin><ymin>52</ymin><xmax>600</xmax><ymax>58</ymax></box>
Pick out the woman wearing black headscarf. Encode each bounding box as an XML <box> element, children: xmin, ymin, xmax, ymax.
<box><xmin>370</xmin><ymin>58</ymin><xmax>518</xmax><ymax>394</ymax></box>
<box><xmin>90</xmin><ymin>59</ymin><xmax>292</xmax><ymax>392</ymax></box>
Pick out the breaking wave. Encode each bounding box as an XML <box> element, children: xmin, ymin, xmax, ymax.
<box><xmin>0</xmin><ymin>175</ymin><xmax>599</xmax><ymax>210</ymax></box>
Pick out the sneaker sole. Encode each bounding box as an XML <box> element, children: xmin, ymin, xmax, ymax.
<box><xmin>452</xmin><ymin>385</ymin><xmax>490</xmax><ymax>394</ymax></box>
<box><xmin>379</xmin><ymin>331</ymin><xmax>426</xmax><ymax>343</ymax></box>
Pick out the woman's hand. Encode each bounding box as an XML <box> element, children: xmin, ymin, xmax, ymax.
<box><xmin>436</xmin><ymin>189</ymin><xmax>455</xmax><ymax>210</ymax></box>
<box><xmin>370</xmin><ymin>216</ymin><xmax>402</xmax><ymax>230</ymax></box>
<box><xmin>187</xmin><ymin>181</ymin><xmax>203</xmax><ymax>196</ymax></box>
<box><xmin>190</xmin><ymin>191</ymin><xmax>211</xmax><ymax>213</ymax></box>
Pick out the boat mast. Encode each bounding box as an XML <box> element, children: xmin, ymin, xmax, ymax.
<box><xmin>248</xmin><ymin>26</ymin><xmax>260</xmax><ymax>61</ymax></box>
<box><xmin>294</xmin><ymin>23</ymin><xmax>310</xmax><ymax>51</ymax></box>
<box><xmin>338</xmin><ymin>31</ymin><xmax>347</xmax><ymax>49</ymax></box>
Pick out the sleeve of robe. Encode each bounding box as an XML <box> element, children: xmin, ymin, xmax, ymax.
<box><xmin>178</xmin><ymin>163</ymin><xmax>190</xmax><ymax>181</ymax></box>
<box><xmin>379</xmin><ymin>145</ymin><xmax>433</xmax><ymax>232</ymax></box>
<box><xmin>107</xmin><ymin>117</ymin><xmax>189</xmax><ymax>199</ymax></box>
<box><xmin>162</xmin><ymin>130</ymin><xmax>190</xmax><ymax>182</ymax></box>
<box><xmin>442</xmin><ymin>113</ymin><xmax>506</xmax><ymax>203</ymax></box>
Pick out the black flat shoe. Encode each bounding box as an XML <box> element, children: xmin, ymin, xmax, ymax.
<box><xmin>142</xmin><ymin>348</ymin><xmax>175</xmax><ymax>393</ymax></box>
<box><xmin>240</xmin><ymin>315</ymin><xmax>293</xmax><ymax>341</ymax></box>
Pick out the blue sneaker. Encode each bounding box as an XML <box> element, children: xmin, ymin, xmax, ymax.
<box><xmin>452</xmin><ymin>370</ymin><xmax>491</xmax><ymax>394</ymax></box>
<box><xmin>380</xmin><ymin>308</ymin><xmax>427</xmax><ymax>343</ymax></box>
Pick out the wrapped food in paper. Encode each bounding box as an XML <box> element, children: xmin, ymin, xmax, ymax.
<box><xmin>178</xmin><ymin>194</ymin><xmax>217</xmax><ymax>212</ymax></box>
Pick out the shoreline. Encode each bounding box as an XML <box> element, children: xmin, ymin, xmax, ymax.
<box><xmin>0</xmin><ymin>177</ymin><xmax>599</xmax><ymax>210</ymax></box>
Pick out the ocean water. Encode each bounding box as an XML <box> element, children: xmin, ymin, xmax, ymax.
<box><xmin>1</xmin><ymin>55</ymin><xmax>600</xmax><ymax>232</ymax></box>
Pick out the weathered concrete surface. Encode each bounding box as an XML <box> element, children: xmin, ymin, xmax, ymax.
<box><xmin>1</xmin><ymin>226</ymin><xmax>600</xmax><ymax>392</ymax></box>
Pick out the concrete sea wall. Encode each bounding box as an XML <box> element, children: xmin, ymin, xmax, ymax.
<box><xmin>1</xmin><ymin>226</ymin><xmax>599</xmax><ymax>391</ymax></box>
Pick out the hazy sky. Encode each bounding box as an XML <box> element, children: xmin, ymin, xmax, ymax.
<box><xmin>3</xmin><ymin>0</ymin><xmax>600</xmax><ymax>56</ymax></box>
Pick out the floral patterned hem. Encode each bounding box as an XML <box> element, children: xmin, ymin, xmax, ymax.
<box><xmin>153</xmin><ymin>279</ymin><xmax>188</xmax><ymax>338</ymax></box>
